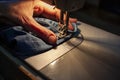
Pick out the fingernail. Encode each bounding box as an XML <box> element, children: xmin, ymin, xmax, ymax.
<box><xmin>48</xmin><ymin>34</ymin><xmax>57</xmax><ymax>45</ymax></box>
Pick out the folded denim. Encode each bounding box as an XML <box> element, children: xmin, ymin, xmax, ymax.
<box><xmin>0</xmin><ymin>18</ymin><xmax>80</xmax><ymax>58</ymax></box>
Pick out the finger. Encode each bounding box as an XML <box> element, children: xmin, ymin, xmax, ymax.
<box><xmin>34</xmin><ymin>1</ymin><xmax>77</xmax><ymax>31</ymax></box>
<box><xmin>35</xmin><ymin>1</ymin><xmax>60</xmax><ymax>21</ymax></box>
<box><xmin>22</xmin><ymin>16</ymin><xmax>57</xmax><ymax>45</ymax></box>
<box><xmin>69</xmin><ymin>18</ymin><xmax>77</xmax><ymax>23</ymax></box>
<box><xmin>68</xmin><ymin>18</ymin><xmax>77</xmax><ymax>31</ymax></box>
<box><xmin>34</xmin><ymin>5</ymin><xmax>44</xmax><ymax>16</ymax></box>
<box><xmin>37</xmin><ymin>1</ymin><xmax>78</xmax><ymax>23</ymax></box>
<box><xmin>68</xmin><ymin>22</ymin><xmax>74</xmax><ymax>31</ymax></box>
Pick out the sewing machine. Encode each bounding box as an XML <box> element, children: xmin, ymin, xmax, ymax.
<box><xmin>0</xmin><ymin>0</ymin><xmax>120</xmax><ymax>80</ymax></box>
<box><xmin>53</xmin><ymin>0</ymin><xmax>85</xmax><ymax>38</ymax></box>
<box><xmin>42</xmin><ymin>0</ymin><xmax>85</xmax><ymax>38</ymax></box>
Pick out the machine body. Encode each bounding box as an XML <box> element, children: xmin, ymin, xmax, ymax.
<box><xmin>54</xmin><ymin>0</ymin><xmax>85</xmax><ymax>38</ymax></box>
<box><xmin>42</xmin><ymin>0</ymin><xmax>85</xmax><ymax>38</ymax></box>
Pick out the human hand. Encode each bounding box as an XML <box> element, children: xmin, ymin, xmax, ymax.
<box><xmin>0</xmin><ymin>0</ymin><xmax>77</xmax><ymax>45</ymax></box>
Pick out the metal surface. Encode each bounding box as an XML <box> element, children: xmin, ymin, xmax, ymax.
<box><xmin>1</xmin><ymin>20</ymin><xmax>119</xmax><ymax>79</ymax></box>
<box><xmin>25</xmin><ymin>31</ymin><xmax>83</xmax><ymax>70</ymax></box>
<box><xmin>40</xmin><ymin>22</ymin><xmax>120</xmax><ymax>80</ymax></box>
<box><xmin>58</xmin><ymin>11</ymin><xmax>69</xmax><ymax>38</ymax></box>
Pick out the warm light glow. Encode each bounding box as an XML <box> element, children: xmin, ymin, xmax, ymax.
<box><xmin>51</xmin><ymin>60</ymin><xmax>57</xmax><ymax>66</ymax></box>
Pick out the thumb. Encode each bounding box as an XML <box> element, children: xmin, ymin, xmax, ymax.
<box><xmin>22</xmin><ymin>16</ymin><xmax>57</xmax><ymax>45</ymax></box>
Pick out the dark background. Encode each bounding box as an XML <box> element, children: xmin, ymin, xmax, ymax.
<box><xmin>70</xmin><ymin>0</ymin><xmax>120</xmax><ymax>35</ymax></box>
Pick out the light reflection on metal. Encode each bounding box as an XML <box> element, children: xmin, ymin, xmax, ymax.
<box><xmin>51</xmin><ymin>60</ymin><xmax>57</xmax><ymax>66</ymax></box>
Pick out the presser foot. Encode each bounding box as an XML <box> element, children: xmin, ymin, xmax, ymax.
<box><xmin>57</xmin><ymin>23</ymin><xmax>68</xmax><ymax>39</ymax></box>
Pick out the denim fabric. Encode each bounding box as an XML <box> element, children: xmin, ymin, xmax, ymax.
<box><xmin>0</xmin><ymin>18</ymin><xmax>80</xmax><ymax>58</ymax></box>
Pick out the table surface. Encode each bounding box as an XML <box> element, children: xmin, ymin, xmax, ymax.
<box><xmin>25</xmin><ymin>22</ymin><xmax>120</xmax><ymax>80</ymax></box>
